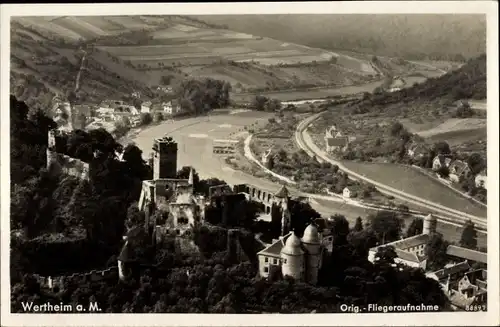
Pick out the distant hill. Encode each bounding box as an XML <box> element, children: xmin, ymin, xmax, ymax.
<box><xmin>193</xmin><ymin>15</ymin><xmax>486</xmax><ymax>61</ymax></box>
<box><xmin>372</xmin><ymin>54</ymin><xmax>486</xmax><ymax>104</ymax></box>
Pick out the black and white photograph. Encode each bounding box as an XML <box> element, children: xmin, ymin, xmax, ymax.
<box><xmin>1</xmin><ymin>2</ymin><xmax>498</xmax><ymax>326</ymax></box>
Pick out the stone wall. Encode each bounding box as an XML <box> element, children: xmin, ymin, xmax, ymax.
<box><xmin>47</xmin><ymin>150</ymin><xmax>90</xmax><ymax>180</ymax></box>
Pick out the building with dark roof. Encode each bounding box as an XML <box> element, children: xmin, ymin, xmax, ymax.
<box><xmin>368</xmin><ymin>214</ymin><xmax>437</xmax><ymax>270</ymax></box>
<box><xmin>446</xmin><ymin>245</ymin><xmax>487</xmax><ymax>264</ymax></box>
<box><xmin>448</xmin><ymin>160</ymin><xmax>471</xmax><ymax>183</ymax></box>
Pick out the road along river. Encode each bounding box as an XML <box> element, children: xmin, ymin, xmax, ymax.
<box><xmin>295</xmin><ymin>112</ymin><xmax>487</xmax><ymax>231</ymax></box>
<box><xmin>127</xmin><ymin>110</ymin><xmax>486</xmax><ymax>248</ymax></box>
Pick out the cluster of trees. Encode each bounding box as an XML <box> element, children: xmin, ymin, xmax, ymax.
<box><xmin>176</xmin><ymin>78</ymin><xmax>232</xmax><ymax>115</ymax></box>
<box><xmin>12</xmin><ymin>208</ymin><xmax>452</xmax><ymax>313</ymax></box>
<box><xmin>250</xmin><ymin>95</ymin><xmax>282</xmax><ymax>112</ymax></box>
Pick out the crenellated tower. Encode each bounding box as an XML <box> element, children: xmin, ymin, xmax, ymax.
<box><xmin>152</xmin><ymin>137</ymin><xmax>178</xmax><ymax>179</ymax></box>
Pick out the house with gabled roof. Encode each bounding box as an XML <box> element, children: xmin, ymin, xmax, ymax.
<box><xmin>407</xmin><ymin>142</ymin><xmax>428</xmax><ymax>159</ymax></box>
<box><xmin>448</xmin><ymin>160</ymin><xmax>471</xmax><ymax>183</ymax></box>
<box><xmin>432</xmin><ymin>154</ymin><xmax>453</xmax><ymax>171</ymax></box>
<box><xmin>368</xmin><ymin>214</ymin><xmax>438</xmax><ymax>270</ymax></box>
<box><xmin>325</xmin><ymin>136</ymin><xmax>349</xmax><ymax>153</ymax></box>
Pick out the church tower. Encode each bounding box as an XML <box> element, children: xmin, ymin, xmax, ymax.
<box><xmin>274</xmin><ymin>185</ymin><xmax>291</xmax><ymax>236</ymax></box>
<box><xmin>153</xmin><ymin>137</ymin><xmax>178</xmax><ymax>180</ymax></box>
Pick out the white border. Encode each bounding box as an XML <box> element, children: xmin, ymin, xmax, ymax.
<box><xmin>1</xmin><ymin>2</ymin><xmax>498</xmax><ymax>326</ymax></box>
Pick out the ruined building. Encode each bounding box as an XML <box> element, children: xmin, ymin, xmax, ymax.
<box><xmin>137</xmin><ymin>137</ymin><xmax>207</xmax><ymax>239</ymax></box>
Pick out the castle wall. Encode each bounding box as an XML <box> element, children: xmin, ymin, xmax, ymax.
<box><xmin>34</xmin><ymin>266</ymin><xmax>118</xmax><ymax>291</ymax></box>
<box><xmin>47</xmin><ymin>150</ymin><xmax>90</xmax><ymax>180</ymax></box>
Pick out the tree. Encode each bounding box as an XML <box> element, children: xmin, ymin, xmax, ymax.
<box><xmin>390</xmin><ymin>122</ymin><xmax>405</xmax><ymax>137</ymax></box>
<box><xmin>455</xmin><ymin>101</ymin><xmax>473</xmax><ymax>118</ymax></box>
<box><xmin>459</xmin><ymin>220</ymin><xmax>477</xmax><ymax>250</ymax></box>
<box><xmin>436</xmin><ymin>166</ymin><xmax>450</xmax><ymax>178</ymax></box>
<box><xmin>467</xmin><ymin>153</ymin><xmax>485</xmax><ymax>175</ymax></box>
<box><xmin>353</xmin><ymin>217</ymin><xmax>363</xmax><ymax>232</ymax></box>
<box><xmin>140</xmin><ymin>112</ymin><xmax>152</xmax><ymax>126</ymax></box>
<box><xmin>425</xmin><ymin>233</ymin><xmax>450</xmax><ymax>271</ymax></box>
<box><xmin>405</xmin><ymin>218</ymin><xmax>423</xmax><ymax>237</ymax></box>
<box><xmin>125</xmin><ymin>203</ymin><xmax>145</xmax><ymax>230</ymax></box>
<box><xmin>251</xmin><ymin>95</ymin><xmax>269</xmax><ymax>111</ymax></box>
<box><xmin>374</xmin><ymin>245</ymin><xmax>398</xmax><ymax>266</ymax></box>
<box><xmin>432</xmin><ymin>141</ymin><xmax>451</xmax><ymax>155</ymax></box>
<box><xmin>153</xmin><ymin>111</ymin><xmax>164</xmax><ymax>123</ymax></box>
<box><xmin>330</xmin><ymin>214</ymin><xmax>350</xmax><ymax>245</ymax></box>
<box><xmin>368</xmin><ymin>211</ymin><xmax>403</xmax><ymax>244</ymax></box>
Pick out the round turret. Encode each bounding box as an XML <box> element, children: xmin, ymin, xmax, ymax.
<box><xmin>280</xmin><ymin>232</ymin><xmax>305</xmax><ymax>281</ymax></box>
<box><xmin>301</xmin><ymin>224</ymin><xmax>322</xmax><ymax>285</ymax></box>
<box><xmin>302</xmin><ymin>224</ymin><xmax>321</xmax><ymax>245</ymax></box>
<box><xmin>423</xmin><ymin>214</ymin><xmax>437</xmax><ymax>235</ymax></box>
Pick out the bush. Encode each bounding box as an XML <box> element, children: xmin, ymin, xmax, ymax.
<box><xmin>153</xmin><ymin>112</ymin><xmax>164</xmax><ymax>123</ymax></box>
<box><xmin>140</xmin><ymin>112</ymin><xmax>153</xmax><ymax>126</ymax></box>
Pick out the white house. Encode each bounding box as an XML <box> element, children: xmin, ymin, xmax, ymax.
<box><xmin>161</xmin><ymin>101</ymin><xmax>177</xmax><ymax>115</ymax></box>
<box><xmin>475</xmin><ymin>170</ymin><xmax>487</xmax><ymax>189</ymax></box>
<box><xmin>342</xmin><ymin>187</ymin><xmax>355</xmax><ymax>198</ymax></box>
<box><xmin>141</xmin><ymin>101</ymin><xmax>152</xmax><ymax>113</ymax></box>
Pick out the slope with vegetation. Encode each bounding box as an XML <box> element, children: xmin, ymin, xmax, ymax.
<box><xmin>195</xmin><ymin>14</ymin><xmax>486</xmax><ymax>62</ymax></box>
<box><xmin>308</xmin><ymin>54</ymin><xmax>487</xmax><ymax>210</ymax></box>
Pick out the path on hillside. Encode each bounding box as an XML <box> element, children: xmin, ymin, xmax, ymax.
<box><xmin>295</xmin><ymin>113</ymin><xmax>487</xmax><ymax>229</ymax></box>
<box><xmin>75</xmin><ymin>50</ymin><xmax>87</xmax><ymax>92</ymax></box>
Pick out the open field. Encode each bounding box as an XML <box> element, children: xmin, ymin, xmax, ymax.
<box><xmin>232</xmin><ymin>80</ymin><xmax>387</xmax><ymax>102</ymax></box>
<box><xmin>341</xmin><ymin>161</ymin><xmax>487</xmax><ymax>218</ymax></box>
<box><xmin>414</xmin><ymin>118</ymin><xmax>486</xmax><ymax>137</ymax></box>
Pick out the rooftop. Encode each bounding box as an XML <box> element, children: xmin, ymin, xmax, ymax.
<box><xmin>446</xmin><ymin>245</ymin><xmax>487</xmax><ymax>264</ymax></box>
<box><xmin>274</xmin><ymin>185</ymin><xmax>290</xmax><ymax>198</ymax></box>
<box><xmin>370</xmin><ymin>233</ymin><xmax>430</xmax><ymax>252</ymax></box>
<box><xmin>326</xmin><ymin>136</ymin><xmax>348</xmax><ymax>147</ymax></box>
<box><xmin>429</xmin><ymin>261</ymin><xmax>471</xmax><ymax>280</ymax></box>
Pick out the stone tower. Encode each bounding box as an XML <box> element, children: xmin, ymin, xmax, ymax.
<box><xmin>153</xmin><ymin>137</ymin><xmax>178</xmax><ymax>180</ymax></box>
<box><xmin>280</xmin><ymin>232</ymin><xmax>305</xmax><ymax>281</ymax></box>
<box><xmin>274</xmin><ymin>185</ymin><xmax>291</xmax><ymax>236</ymax></box>
<box><xmin>423</xmin><ymin>213</ymin><xmax>437</xmax><ymax>235</ymax></box>
<box><xmin>301</xmin><ymin>224</ymin><xmax>322</xmax><ymax>285</ymax></box>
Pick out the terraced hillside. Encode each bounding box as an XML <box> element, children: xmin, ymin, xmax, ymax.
<box><xmin>11</xmin><ymin>15</ymin><xmax>387</xmax><ymax>107</ymax></box>
<box><xmin>10</xmin><ymin>20</ymin><xmax>166</xmax><ymax>111</ymax></box>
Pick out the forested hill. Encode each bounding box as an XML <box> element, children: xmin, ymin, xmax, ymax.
<box><xmin>410</xmin><ymin>53</ymin><xmax>486</xmax><ymax>101</ymax></box>
<box><xmin>367</xmin><ymin>54</ymin><xmax>486</xmax><ymax>106</ymax></box>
